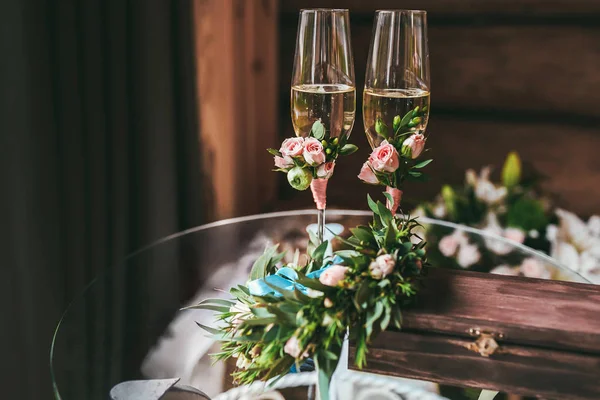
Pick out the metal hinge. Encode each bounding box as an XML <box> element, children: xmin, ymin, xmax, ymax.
<box><xmin>466</xmin><ymin>328</ymin><xmax>504</xmax><ymax>357</ymax></box>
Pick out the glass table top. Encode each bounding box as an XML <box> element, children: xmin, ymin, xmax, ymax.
<box><xmin>50</xmin><ymin>210</ymin><xmax>588</xmax><ymax>400</ymax></box>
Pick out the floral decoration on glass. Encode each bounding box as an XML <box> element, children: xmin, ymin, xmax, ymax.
<box><xmin>186</xmin><ymin>195</ymin><xmax>427</xmax><ymax>400</ymax></box>
<box><xmin>268</xmin><ymin>119</ymin><xmax>358</xmax><ymax>209</ymax></box>
<box><xmin>360</xmin><ymin>10</ymin><xmax>432</xmax><ymax>216</ymax></box>
<box><xmin>358</xmin><ymin>112</ymin><xmax>432</xmax><ymax>216</ymax></box>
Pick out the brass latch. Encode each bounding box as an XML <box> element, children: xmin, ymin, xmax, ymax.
<box><xmin>466</xmin><ymin>328</ymin><xmax>504</xmax><ymax>357</ymax></box>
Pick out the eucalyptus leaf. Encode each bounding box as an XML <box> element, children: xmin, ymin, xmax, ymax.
<box><xmin>187</xmin><ymin>304</ymin><xmax>230</xmax><ymax>313</ymax></box>
<box><xmin>349</xmin><ymin>226</ymin><xmax>375</xmax><ymax>245</ymax></box>
<box><xmin>366</xmin><ymin>301</ymin><xmax>384</xmax><ymax>338</ymax></box>
<box><xmin>413</xmin><ymin>159</ymin><xmax>433</xmax><ymax>169</ymax></box>
<box><xmin>241</xmin><ymin>317</ymin><xmax>278</xmax><ymax>327</ymax></box>
<box><xmin>311</xmin><ymin>120</ymin><xmax>326</xmax><ymax>140</ymax></box>
<box><xmin>195</xmin><ymin>322</ymin><xmax>222</xmax><ymax>336</ymax></box>
<box><xmin>399</xmin><ymin>109</ymin><xmax>414</xmax><ymax>129</ymax></box>
<box><xmin>312</xmin><ymin>241</ymin><xmax>329</xmax><ymax>263</ymax></box>
<box><xmin>367</xmin><ymin>194</ymin><xmax>380</xmax><ymax>215</ymax></box>
<box><xmin>267</xmin><ymin>148</ymin><xmax>282</xmax><ymax>157</ymax></box>
<box><xmin>339</xmin><ymin>144</ymin><xmax>358</xmax><ymax>156</ymax></box>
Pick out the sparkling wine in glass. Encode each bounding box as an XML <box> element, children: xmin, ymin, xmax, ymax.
<box><xmin>292</xmin><ymin>8</ymin><xmax>356</xmax><ymax>243</ymax></box>
<box><xmin>363</xmin><ymin>10</ymin><xmax>430</xmax><ymax>150</ymax></box>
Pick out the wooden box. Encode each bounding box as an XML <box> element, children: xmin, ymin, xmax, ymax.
<box><xmin>349</xmin><ymin>268</ymin><xmax>600</xmax><ymax>399</ymax></box>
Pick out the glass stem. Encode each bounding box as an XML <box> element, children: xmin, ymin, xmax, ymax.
<box><xmin>317</xmin><ymin>208</ymin><xmax>326</xmax><ymax>244</ymax></box>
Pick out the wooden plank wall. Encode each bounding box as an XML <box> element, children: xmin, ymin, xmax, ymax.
<box><xmin>276</xmin><ymin>0</ymin><xmax>600</xmax><ymax>217</ymax></box>
<box><xmin>193</xmin><ymin>0</ymin><xmax>278</xmax><ymax>219</ymax></box>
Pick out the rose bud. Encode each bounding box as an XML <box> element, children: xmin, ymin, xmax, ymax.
<box><xmin>401</xmin><ymin>133</ymin><xmax>426</xmax><ymax>159</ymax></box>
<box><xmin>287</xmin><ymin>166</ymin><xmax>312</xmax><ymax>191</ymax></box>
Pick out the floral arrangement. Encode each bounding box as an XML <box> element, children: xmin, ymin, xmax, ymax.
<box><xmin>188</xmin><ymin>196</ymin><xmax>427</xmax><ymax>400</ymax></box>
<box><xmin>268</xmin><ymin>120</ymin><xmax>357</xmax><ymax>209</ymax></box>
<box><xmin>415</xmin><ymin>152</ymin><xmax>600</xmax><ymax>283</ymax></box>
<box><xmin>358</xmin><ymin>107</ymin><xmax>432</xmax><ymax>215</ymax></box>
<box><xmin>547</xmin><ymin>208</ymin><xmax>600</xmax><ymax>284</ymax></box>
<box><xmin>416</xmin><ymin>152</ymin><xmax>554</xmax><ymax>276</ymax></box>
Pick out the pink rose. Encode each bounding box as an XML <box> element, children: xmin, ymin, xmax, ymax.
<box><xmin>358</xmin><ymin>162</ymin><xmax>379</xmax><ymax>184</ymax></box>
<box><xmin>303</xmin><ymin>137</ymin><xmax>326</xmax><ymax>166</ymax></box>
<box><xmin>402</xmin><ymin>133</ymin><xmax>426</xmax><ymax>159</ymax></box>
<box><xmin>284</xmin><ymin>335</ymin><xmax>308</xmax><ymax>358</ymax></box>
<box><xmin>369</xmin><ymin>254</ymin><xmax>396</xmax><ymax>279</ymax></box>
<box><xmin>369</xmin><ymin>140</ymin><xmax>400</xmax><ymax>172</ymax></box>
<box><xmin>319</xmin><ymin>264</ymin><xmax>348</xmax><ymax>286</ymax></box>
<box><xmin>520</xmin><ymin>258</ymin><xmax>551</xmax><ymax>279</ymax></box>
<box><xmin>316</xmin><ymin>162</ymin><xmax>335</xmax><ymax>179</ymax></box>
<box><xmin>274</xmin><ymin>155</ymin><xmax>294</xmax><ymax>169</ymax></box>
<box><xmin>280</xmin><ymin>137</ymin><xmax>304</xmax><ymax>157</ymax></box>
<box><xmin>504</xmin><ymin>228</ymin><xmax>525</xmax><ymax>244</ymax></box>
<box><xmin>439</xmin><ymin>234</ymin><xmax>460</xmax><ymax>257</ymax></box>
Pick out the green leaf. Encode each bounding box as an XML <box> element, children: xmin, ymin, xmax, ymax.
<box><xmin>241</xmin><ymin>317</ymin><xmax>278</xmax><ymax>327</ymax></box>
<box><xmin>181</xmin><ymin>298</ymin><xmax>235</xmax><ymax>311</ymax></box>
<box><xmin>315</xmin><ymin>354</ymin><xmax>339</xmax><ymax>400</ymax></box>
<box><xmin>383</xmin><ymin>192</ymin><xmax>393</xmax><ymax>205</ymax></box>
<box><xmin>502</xmin><ymin>151</ymin><xmax>521</xmax><ymax>188</ymax></box>
<box><xmin>413</xmin><ymin>159</ymin><xmax>433</xmax><ymax>169</ymax></box>
<box><xmin>312</xmin><ymin>240</ymin><xmax>329</xmax><ymax>263</ymax></box>
<box><xmin>380</xmin><ymin>304</ymin><xmax>391</xmax><ymax>331</ymax></box>
<box><xmin>311</xmin><ymin>120</ymin><xmax>326</xmax><ymax>140</ymax></box>
<box><xmin>187</xmin><ymin>304</ymin><xmax>230</xmax><ymax>313</ymax></box>
<box><xmin>195</xmin><ymin>322</ymin><xmax>222</xmax><ymax>335</ymax></box>
<box><xmin>267</xmin><ymin>148</ymin><xmax>282</xmax><ymax>157</ymax></box>
<box><xmin>375</xmin><ymin>118</ymin><xmax>388</xmax><ymax>138</ymax></box>
<box><xmin>384</xmin><ymin>223</ymin><xmax>397</xmax><ymax>248</ymax></box>
<box><xmin>366</xmin><ymin>301</ymin><xmax>384</xmax><ymax>338</ymax></box>
<box><xmin>335</xmin><ymin>249</ymin><xmax>361</xmax><ymax>258</ymax></box>
<box><xmin>399</xmin><ymin>110</ymin><xmax>414</xmax><ymax>130</ymax></box>
<box><xmin>295</xmin><ymin>272</ymin><xmax>332</xmax><ymax>293</ymax></box>
<box><xmin>349</xmin><ymin>226</ymin><xmax>375</xmax><ymax>245</ymax></box>
<box><xmin>339</xmin><ymin>144</ymin><xmax>358</xmax><ymax>156</ymax></box>
<box><xmin>355</xmin><ymin>280</ymin><xmax>371</xmax><ymax>309</ymax></box>
<box><xmin>377</xmin><ymin>202</ymin><xmax>393</xmax><ymax>225</ymax></box>
<box><xmin>367</xmin><ymin>194</ymin><xmax>380</xmax><ymax>215</ymax></box>
<box><xmin>408</xmin><ymin>171</ymin><xmax>422</xmax><ymax>177</ymax></box>
<box><xmin>249</xmin><ymin>245</ymin><xmax>280</xmax><ymax>280</ymax></box>
<box><xmin>391</xmin><ymin>306</ymin><xmax>403</xmax><ymax>329</ymax></box>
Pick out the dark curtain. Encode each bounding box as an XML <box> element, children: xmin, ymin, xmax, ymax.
<box><xmin>1</xmin><ymin>0</ymin><xmax>206</xmax><ymax>398</ymax></box>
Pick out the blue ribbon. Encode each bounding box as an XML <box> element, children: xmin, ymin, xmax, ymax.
<box><xmin>247</xmin><ymin>256</ymin><xmax>343</xmax><ymax>297</ymax></box>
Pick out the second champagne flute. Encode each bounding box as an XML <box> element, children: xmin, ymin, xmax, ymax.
<box><xmin>362</xmin><ymin>9</ymin><xmax>430</xmax><ymax>212</ymax></box>
<box><xmin>291</xmin><ymin>8</ymin><xmax>356</xmax><ymax>243</ymax></box>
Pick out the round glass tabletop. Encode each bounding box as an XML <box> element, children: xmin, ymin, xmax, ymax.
<box><xmin>50</xmin><ymin>210</ymin><xmax>587</xmax><ymax>400</ymax></box>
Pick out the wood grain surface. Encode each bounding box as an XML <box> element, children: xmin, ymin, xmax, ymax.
<box><xmin>403</xmin><ymin>268</ymin><xmax>600</xmax><ymax>353</ymax></box>
<box><xmin>350</xmin><ymin>330</ymin><xmax>600</xmax><ymax>400</ymax></box>
<box><xmin>348</xmin><ymin>268</ymin><xmax>600</xmax><ymax>399</ymax></box>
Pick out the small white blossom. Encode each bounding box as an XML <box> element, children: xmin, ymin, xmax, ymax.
<box><xmin>306</xmin><ymin>288</ymin><xmax>324</xmax><ymax>298</ymax></box>
<box><xmin>490</xmin><ymin>265</ymin><xmax>519</xmax><ymax>276</ymax></box>
<box><xmin>236</xmin><ymin>355</ymin><xmax>252</xmax><ymax>370</ymax></box>
<box><xmin>457</xmin><ymin>243</ymin><xmax>481</xmax><ymax>268</ymax></box>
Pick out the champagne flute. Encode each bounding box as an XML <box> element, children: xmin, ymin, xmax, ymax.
<box><xmin>291</xmin><ymin>9</ymin><xmax>356</xmax><ymax>243</ymax></box>
<box><xmin>363</xmin><ymin>10</ymin><xmax>430</xmax><ymax>150</ymax></box>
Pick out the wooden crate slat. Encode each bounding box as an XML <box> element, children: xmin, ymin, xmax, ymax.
<box><xmin>350</xmin><ymin>330</ymin><xmax>600</xmax><ymax>400</ymax></box>
<box><xmin>402</xmin><ymin>268</ymin><xmax>600</xmax><ymax>353</ymax></box>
